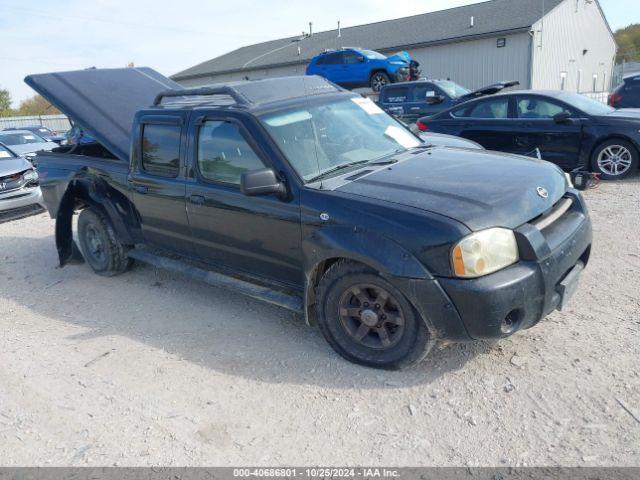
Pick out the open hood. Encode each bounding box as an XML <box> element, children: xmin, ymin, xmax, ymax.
<box><xmin>460</xmin><ymin>80</ymin><xmax>520</xmax><ymax>101</ymax></box>
<box><xmin>387</xmin><ymin>51</ymin><xmax>411</xmax><ymax>64</ymax></box>
<box><xmin>24</xmin><ymin>67</ymin><xmax>181</xmax><ymax>162</ymax></box>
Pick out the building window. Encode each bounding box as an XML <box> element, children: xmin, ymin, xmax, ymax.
<box><xmin>497</xmin><ymin>38</ymin><xmax>506</xmax><ymax>48</ymax></box>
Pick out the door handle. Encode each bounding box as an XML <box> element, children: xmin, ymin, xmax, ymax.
<box><xmin>134</xmin><ymin>185</ymin><xmax>148</xmax><ymax>194</ymax></box>
<box><xmin>190</xmin><ymin>194</ymin><xmax>205</xmax><ymax>205</ymax></box>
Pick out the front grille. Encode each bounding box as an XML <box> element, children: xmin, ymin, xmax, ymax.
<box><xmin>0</xmin><ymin>172</ymin><xmax>27</xmax><ymax>193</ymax></box>
<box><xmin>531</xmin><ymin>197</ymin><xmax>573</xmax><ymax>232</ymax></box>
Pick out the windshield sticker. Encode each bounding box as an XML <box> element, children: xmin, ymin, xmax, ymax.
<box><xmin>384</xmin><ymin>125</ymin><xmax>420</xmax><ymax>149</ymax></box>
<box><xmin>351</xmin><ymin>97</ymin><xmax>384</xmax><ymax>115</ymax></box>
<box><xmin>0</xmin><ymin>151</ymin><xmax>11</xmax><ymax>158</ymax></box>
<box><xmin>23</xmin><ymin>135</ymin><xmax>36</xmax><ymax>140</ymax></box>
<box><xmin>426</xmin><ymin>91</ymin><xmax>436</xmax><ymax>97</ymax></box>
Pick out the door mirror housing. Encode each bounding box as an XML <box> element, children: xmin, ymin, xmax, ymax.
<box><xmin>358</xmin><ymin>56</ymin><xmax>366</xmax><ymax>63</ymax></box>
<box><xmin>241</xmin><ymin>168</ymin><xmax>286</xmax><ymax>197</ymax></box>
<box><xmin>426</xmin><ymin>95</ymin><xmax>445</xmax><ymax>105</ymax></box>
<box><xmin>553</xmin><ymin>110</ymin><xmax>574</xmax><ymax>124</ymax></box>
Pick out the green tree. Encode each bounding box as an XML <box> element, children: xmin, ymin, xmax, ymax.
<box><xmin>615</xmin><ymin>24</ymin><xmax>640</xmax><ymax>63</ymax></box>
<box><xmin>16</xmin><ymin>94</ymin><xmax>60</xmax><ymax>116</ymax></box>
<box><xmin>0</xmin><ymin>88</ymin><xmax>12</xmax><ymax>116</ymax></box>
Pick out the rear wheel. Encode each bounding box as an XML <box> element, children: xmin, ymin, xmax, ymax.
<box><xmin>77</xmin><ymin>208</ymin><xmax>132</xmax><ymax>276</ymax></box>
<box><xmin>370</xmin><ymin>72</ymin><xmax>391</xmax><ymax>92</ymax></box>
<box><xmin>591</xmin><ymin>139</ymin><xmax>638</xmax><ymax>180</ymax></box>
<box><xmin>316</xmin><ymin>260</ymin><xmax>433</xmax><ymax>369</ymax></box>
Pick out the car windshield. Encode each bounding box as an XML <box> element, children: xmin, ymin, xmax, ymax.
<box><xmin>260</xmin><ymin>97</ymin><xmax>421</xmax><ymax>182</ymax></box>
<box><xmin>556</xmin><ymin>92</ymin><xmax>615</xmax><ymax>116</ymax></box>
<box><xmin>0</xmin><ymin>144</ymin><xmax>16</xmax><ymax>159</ymax></box>
<box><xmin>361</xmin><ymin>50</ymin><xmax>386</xmax><ymax>60</ymax></box>
<box><xmin>434</xmin><ymin>80</ymin><xmax>471</xmax><ymax>98</ymax></box>
<box><xmin>0</xmin><ymin>132</ymin><xmax>46</xmax><ymax>145</ymax></box>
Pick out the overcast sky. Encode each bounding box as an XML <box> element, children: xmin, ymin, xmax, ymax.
<box><xmin>0</xmin><ymin>0</ymin><xmax>636</xmax><ymax>107</ymax></box>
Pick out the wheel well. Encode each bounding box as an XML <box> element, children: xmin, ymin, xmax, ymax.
<box><xmin>304</xmin><ymin>257</ymin><xmax>376</xmax><ymax>326</ymax></box>
<box><xmin>369</xmin><ymin>69</ymin><xmax>388</xmax><ymax>80</ymax></box>
<box><xmin>589</xmin><ymin>136</ymin><xmax>640</xmax><ymax>170</ymax></box>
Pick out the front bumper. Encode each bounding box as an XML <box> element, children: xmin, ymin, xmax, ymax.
<box><xmin>398</xmin><ymin>190</ymin><xmax>593</xmax><ymax>341</ymax></box>
<box><xmin>0</xmin><ymin>185</ymin><xmax>45</xmax><ymax>221</ymax></box>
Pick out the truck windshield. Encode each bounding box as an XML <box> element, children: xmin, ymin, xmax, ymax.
<box><xmin>260</xmin><ymin>97</ymin><xmax>420</xmax><ymax>182</ymax></box>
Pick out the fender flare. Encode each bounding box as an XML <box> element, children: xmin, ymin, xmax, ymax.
<box><xmin>301</xmin><ymin>226</ymin><xmax>433</xmax><ymax>325</ymax></box>
<box><xmin>55</xmin><ymin>174</ymin><xmax>135</xmax><ymax>267</ymax></box>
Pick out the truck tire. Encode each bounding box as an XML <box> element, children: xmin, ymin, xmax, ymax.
<box><xmin>370</xmin><ymin>71</ymin><xmax>391</xmax><ymax>92</ymax></box>
<box><xmin>316</xmin><ymin>260</ymin><xmax>434</xmax><ymax>369</ymax></box>
<box><xmin>77</xmin><ymin>208</ymin><xmax>133</xmax><ymax>277</ymax></box>
<box><xmin>590</xmin><ymin>139</ymin><xmax>638</xmax><ymax>180</ymax></box>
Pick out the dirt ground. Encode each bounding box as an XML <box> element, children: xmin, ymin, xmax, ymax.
<box><xmin>1</xmin><ymin>179</ymin><xmax>639</xmax><ymax>467</ymax></box>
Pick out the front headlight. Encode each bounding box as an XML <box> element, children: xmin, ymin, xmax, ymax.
<box><xmin>451</xmin><ymin>228</ymin><xmax>519</xmax><ymax>278</ymax></box>
<box><xmin>22</xmin><ymin>169</ymin><xmax>39</xmax><ymax>183</ymax></box>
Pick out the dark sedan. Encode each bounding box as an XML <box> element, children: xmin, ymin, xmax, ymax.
<box><xmin>417</xmin><ymin>90</ymin><xmax>640</xmax><ymax>180</ymax></box>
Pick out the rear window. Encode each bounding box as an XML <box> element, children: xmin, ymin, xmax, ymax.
<box><xmin>468</xmin><ymin>98</ymin><xmax>509</xmax><ymax>119</ymax></box>
<box><xmin>141</xmin><ymin>124</ymin><xmax>181</xmax><ymax>177</ymax></box>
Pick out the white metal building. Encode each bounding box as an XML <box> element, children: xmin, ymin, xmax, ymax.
<box><xmin>172</xmin><ymin>0</ymin><xmax>617</xmax><ymax>94</ymax></box>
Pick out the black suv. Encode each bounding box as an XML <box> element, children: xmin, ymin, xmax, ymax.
<box><xmin>609</xmin><ymin>73</ymin><xmax>640</xmax><ymax>108</ymax></box>
<box><xmin>27</xmin><ymin>68</ymin><xmax>592</xmax><ymax>370</ymax></box>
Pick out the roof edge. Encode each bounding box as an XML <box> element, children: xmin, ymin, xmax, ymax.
<box><xmin>172</xmin><ymin>26</ymin><xmax>532</xmax><ymax>81</ymax></box>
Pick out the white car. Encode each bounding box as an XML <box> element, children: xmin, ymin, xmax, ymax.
<box><xmin>0</xmin><ymin>129</ymin><xmax>55</xmax><ymax>156</ymax></box>
<box><xmin>0</xmin><ymin>142</ymin><xmax>44</xmax><ymax>222</ymax></box>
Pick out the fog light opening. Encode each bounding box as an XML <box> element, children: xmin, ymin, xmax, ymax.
<box><xmin>501</xmin><ymin>310</ymin><xmax>522</xmax><ymax>335</ymax></box>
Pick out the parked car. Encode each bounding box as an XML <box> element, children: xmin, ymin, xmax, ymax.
<box><xmin>417</xmin><ymin>90</ymin><xmax>640</xmax><ymax>180</ymax></box>
<box><xmin>0</xmin><ymin>142</ymin><xmax>44</xmax><ymax>223</ymax></box>
<box><xmin>379</xmin><ymin>79</ymin><xmax>520</xmax><ymax>123</ymax></box>
<box><xmin>306</xmin><ymin>48</ymin><xmax>410</xmax><ymax>92</ymax></box>
<box><xmin>27</xmin><ymin>68</ymin><xmax>591</xmax><ymax>370</ymax></box>
<box><xmin>609</xmin><ymin>73</ymin><xmax>640</xmax><ymax>108</ymax></box>
<box><xmin>419</xmin><ymin>132</ymin><xmax>483</xmax><ymax>149</ymax></box>
<box><xmin>0</xmin><ymin>130</ymin><xmax>55</xmax><ymax>156</ymax></box>
<box><xmin>3</xmin><ymin>125</ymin><xmax>65</xmax><ymax>144</ymax></box>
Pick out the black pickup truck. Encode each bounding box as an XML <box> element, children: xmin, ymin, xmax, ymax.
<box><xmin>27</xmin><ymin>68</ymin><xmax>592</xmax><ymax>370</ymax></box>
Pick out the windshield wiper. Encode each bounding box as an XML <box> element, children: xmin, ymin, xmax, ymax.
<box><xmin>308</xmin><ymin>160</ymin><xmax>372</xmax><ymax>182</ymax></box>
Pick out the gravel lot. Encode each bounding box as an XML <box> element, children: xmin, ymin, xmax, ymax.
<box><xmin>1</xmin><ymin>178</ymin><xmax>639</xmax><ymax>467</ymax></box>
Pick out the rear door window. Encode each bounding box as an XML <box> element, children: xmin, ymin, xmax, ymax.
<box><xmin>323</xmin><ymin>52</ymin><xmax>343</xmax><ymax>65</ymax></box>
<box><xmin>141</xmin><ymin>124</ymin><xmax>181</xmax><ymax>177</ymax></box>
<box><xmin>468</xmin><ymin>98</ymin><xmax>510</xmax><ymax>119</ymax></box>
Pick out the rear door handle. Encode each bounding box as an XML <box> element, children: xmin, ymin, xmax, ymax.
<box><xmin>190</xmin><ymin>194</ymin><xmax>205</xmax><ymax>205</ymax></box>
<box><xmin>134</xmin><ymin>185</ymin><xmax>148</xmax><ymax>194</ymax></box>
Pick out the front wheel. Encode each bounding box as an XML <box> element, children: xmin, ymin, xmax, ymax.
<box><xmin>370</xmin><ymin>72</ymin><xmax>391</xmax><ymax>92</ymax></box>
<box><xmin>316</xmin><ymin>260</ymin><xmax>433</xmax><ymax>369</ymax></box>
<box><xmin>78</xmin><ymin>208</ymin><xmax>133</xmax><ymax>276</ymax></box>
<box><xmin>591</xmin><ymin>139</ymin><xmax>638</xmax><ymax>180</ymax></box>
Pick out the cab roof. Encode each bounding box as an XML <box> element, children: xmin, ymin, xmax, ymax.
<box><xmin>25</xmin><ymin>67</ymin><xmax>344</xmax><ymax>162</ymax></box>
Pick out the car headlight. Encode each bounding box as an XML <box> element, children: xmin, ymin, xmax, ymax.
<box><xmin>451</xmin><ymin>228</ymin><xmax>519</xmax><ymax>278</ymax></box>
<box><xmin>22</xmin><ymin>169</ymin><xmax>39</xmax><ymax>183</ymax></box>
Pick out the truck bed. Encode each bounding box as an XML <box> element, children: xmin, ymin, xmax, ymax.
<box><xmin>34</xmin><ymin>147</ymin><xmax>129</xmax><ymax>218</ymax></box>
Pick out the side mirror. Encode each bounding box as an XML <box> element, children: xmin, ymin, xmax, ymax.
<box><xmin>426</xmin><ymin>95</ymin><xmax>445</xmax><ymax>105</ymax></box>
<box><xmin>240</xmin><ymin>168</ymin><xmax>286</xmax><ymax>197</ymax></box>
<box><xmin>358</xmin><ymin>56</ymin><xmax>366</xmax><ymax>63</ymax></box>
<box><xmin>553</xmin><ymin>110</ymin><xmax>574</xmax><ymax>124</ymax></box>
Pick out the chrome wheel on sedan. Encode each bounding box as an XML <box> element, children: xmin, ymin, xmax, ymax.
<box><xmin>597</xmin><ymin>145</ymin><xmax>633</xmax><ymax>177</ymax></box>
<box><xmin>591</xmin><ymin>139</ymin><xmax>639</xmax><ymax>180</ymax></box>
